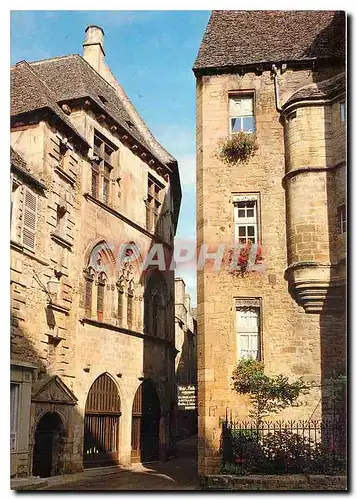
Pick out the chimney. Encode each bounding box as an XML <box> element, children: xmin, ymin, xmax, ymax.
<box><xmin>83</xmin><ymin>25</ymin><xmax>105</xmax><ymax>74</ymax></box>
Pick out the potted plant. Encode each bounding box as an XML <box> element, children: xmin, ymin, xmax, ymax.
<box><xmin>218</xmin><ymin>132</ymin><xmax>259</xmax><ymax>165</ymax></box>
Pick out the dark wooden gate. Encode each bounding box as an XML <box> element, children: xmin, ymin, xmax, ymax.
<box><xmin>83</xmin><ymin>374</ymin><xmax>121</xmax><ymax>468</ymax></box>
<box><xmin>131</xmin><ymin>379</ymin><xmax>161</xmax><ymax>463</ymax></box>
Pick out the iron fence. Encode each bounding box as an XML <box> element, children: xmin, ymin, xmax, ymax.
<box><xmin>220</xmin><ymin>417</ymin><xmax>347</xmax><ymax>475</ymax></box>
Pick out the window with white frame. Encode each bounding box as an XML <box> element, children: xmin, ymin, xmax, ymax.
<box><xmin>236</xmin><ymin>305</ymin><xmax>260</xmax><ymax>360</ymax></box>
<box><xmin>340</xmin><ymin>102</ymin><xmax>346</xmax><ymax>123</ymax></box>
<box><xmin>229</xmin><ymin>95</ymin><xmax>255</xmax><ymax>134</ymax></box>
<box><xmin>234</xmin><ymin>196</ymin><xmax>259</xmax><ymax>244</ymax></box>
<box><xmin>10</xmin><ymin>383</ymin><xmax>19</xmax><ymax>451</ymax></box>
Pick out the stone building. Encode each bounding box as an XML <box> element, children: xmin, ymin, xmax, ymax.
<box><xmin>174</xmin><ymin>278</ymin><xmax>197</xmax><ymax>440</ymax></box>
<box><xmin>10</xmin><ymin>25</ymin><xmax>181</xmax><ymax>478</ymax></box>
<box><xmin>193</xmin><ymin>11</ymin><xmax>346</xmax><ymax>475</ymax></box>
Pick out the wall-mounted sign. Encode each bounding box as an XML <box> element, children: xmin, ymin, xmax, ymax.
<box><xmin>177</xmin><ymin>385</ymin><xmax>197</xmax><ymax>410</ymax></box>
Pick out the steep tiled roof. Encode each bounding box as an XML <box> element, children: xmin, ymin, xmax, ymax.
<box><xmin>283</xmin><ymin>72</ymin><xmax>346</xmax><ymax>108</ymax></box>
<box><xmin>193</xmin><ymin>10</ymin><xmax>345</xmax><ymax>73</ymax></box>
<box><xmin>11</xmin><ymin>51</ymin><xmax>181</xmax><ymax>226</ymax></box>
<box><xmin>10</xmin><ymin>146</ymin><xmax>28</xmax><ymax>171</ymax></box>
<box><xmin>11</xmin><ymin>61</ymin><xmax>89</xmax><ymax>147</ymax></box>
<box><xmin>29</xmin><ymin>55</ymin><xmax>176</xmax><ymax>165</ymax></box>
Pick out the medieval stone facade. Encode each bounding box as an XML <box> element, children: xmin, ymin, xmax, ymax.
<box><xmin>193</xmin><ymin>11</ymin><xmax>346</xmax><ymax>475</ymax></box>
<box><xmin>10</xmin><ymin>25</ymin><xmax>181</xmax><ymax>478</ymax></box>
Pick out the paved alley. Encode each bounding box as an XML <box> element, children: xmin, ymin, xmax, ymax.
<box><xmin>41</xmin><ymin>436</ymin><xmax>199</xmax><ymax>491</ymax></box>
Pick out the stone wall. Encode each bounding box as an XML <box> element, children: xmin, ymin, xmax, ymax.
<box><xmin>201</xmin><ymin>474</ymin><xmax>347</xmax><ymax>491</ymax></box>
<box><xmin>196</xmin><ymin>66</ymin><xmax>346</xmax><ymax>475</ymax></box>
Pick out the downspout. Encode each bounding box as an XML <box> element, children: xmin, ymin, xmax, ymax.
<box><xmin>272</xmin><ymin>64</ymin><xmax>282</xmax><ymax>113</ymax></box>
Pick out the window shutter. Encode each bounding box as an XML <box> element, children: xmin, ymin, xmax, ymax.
<box><xmin>229</xmin><ymin>97</ymin><xmax>253</xmax><ymax>117</ymax></box>
<box><xmin>85</xmin><ymin>278</ymin><xmax>92</xmax><ymax>315</ymax></box>
<box><xmin>97</xmin><ymin>281</ymin><xmax>105</xmax><ymax>321</ymax></box>
<box><xmin>127</xmin><ymin>293</ymin><xmax>133</xmax><ymax>329</ymax></box>
<box><xmin>22</xmin><ymin>187</ymin><xmax>37</xmax><ymax>251</ymax></box>
<box><xmin>118</xmin><ymin>290</ymin><xmax>123</xmax><ymax>325</ymax></box>
<box><xmin>237</xmin><ymin>307</ymin><xmax>259</xmax><ymax>359</ymax></box>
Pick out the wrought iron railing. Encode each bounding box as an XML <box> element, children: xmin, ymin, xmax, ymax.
<box><xmin>220</xmin><ymin>417</ymin><xmax>347</xmax><ymax>475</ymax></box>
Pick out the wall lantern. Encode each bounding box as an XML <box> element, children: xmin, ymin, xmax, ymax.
<box><xmin>47</xmin><ymin>275</ymin><xmax>60</xmax><ymax>297</ymax></box>
<box><xmin>33</xmin><ymin>269</ymin><xmax>61</xmax><ymax>302</ymax></box>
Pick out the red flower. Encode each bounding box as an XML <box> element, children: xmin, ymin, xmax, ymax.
<box><xmin>235</xmin><ymin>457</ymin><xmax>245</xmax><ymax>464</ymax></box>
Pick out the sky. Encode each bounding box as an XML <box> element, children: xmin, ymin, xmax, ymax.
<box><xmin>10</xmin><ymin>10</ymin><xmax>211</xmax><ymax>304</ymax></box>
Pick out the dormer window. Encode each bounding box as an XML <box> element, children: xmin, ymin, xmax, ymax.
<box><xmin>229</xmin><ymin>95</ymin><xmax>255</xmax><ymax>134</ymax></box>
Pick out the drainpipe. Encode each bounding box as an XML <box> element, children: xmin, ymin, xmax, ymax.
<box><xmin>272</xmin><ymin>64</ymin><xmax>282</xmax><ymax>113</ymax></box>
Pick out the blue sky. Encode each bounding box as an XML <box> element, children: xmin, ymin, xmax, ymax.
<box><xmin>11</xmin><ymin>10</ymin><xmax>211</xmax><ymax>304</ymax></box>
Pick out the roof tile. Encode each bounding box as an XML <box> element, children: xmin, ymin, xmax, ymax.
<box><xmin>194</xmin><ymin>10</ymin><xmax>345</xmax><ymax>72</ymax></box>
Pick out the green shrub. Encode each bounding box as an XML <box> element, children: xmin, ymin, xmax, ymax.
<box><xmin>218</xmin><ymin>132</ymin><xmax>259</xmax><ymax>165</ymax></box>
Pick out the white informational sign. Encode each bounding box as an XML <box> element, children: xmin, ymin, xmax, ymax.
<box><xmin>177</xmin><ymin>385</ymin><xmax>197</xmax><ymax>410</ymax></box>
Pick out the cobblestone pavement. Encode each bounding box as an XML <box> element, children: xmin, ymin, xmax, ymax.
<box><xmin>42</xmin><ymin>436</ymin><xmax>198</xmax><ymax>491</ymax></box>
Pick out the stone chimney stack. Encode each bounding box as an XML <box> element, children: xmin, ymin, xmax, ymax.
<box><xmin>83</xmin><ymin>25</ymin><xmax>105</xmax><ymax>74</ymax></box>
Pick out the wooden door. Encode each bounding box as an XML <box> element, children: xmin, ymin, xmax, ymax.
<box><xmin>83</xmin><ymin>374</ymin><xmax>121</xmax><ymax>468</ymax></box>
<box><xmin>131</xmin><ymin>380</ymin><xmax>161</xmax><ymax>463</ymax></box>
<box><xmin>131</xmin><ymin>384</ymin><xmax>142</xmax><ymax>463</ymax></box>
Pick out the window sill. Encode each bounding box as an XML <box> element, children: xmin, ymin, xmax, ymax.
<box><xmin>10</xmin><ymin>240</ymin><xmax>49</xmax><ymax>266</ymax></box>
<box><xmin>50</xmin><ymin>232</ymin><xmax>73</xmax><ymax>249</ymax></box>
<box><xmin>54</xmin><ymin>165</ymin><xmax>76</xmax><ymax>185</ymax></box>
<box><xmin>48</xmin><ymin>301</ymin><xmax>70</xmax><ymax>316</ymax></box>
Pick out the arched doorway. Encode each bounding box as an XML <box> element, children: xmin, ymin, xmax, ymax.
<box><xmin>83</xmin><ymin>373</ymin><xmax>121</xmax><ymax>468</ymax></box>
<box><xmin>131</xmin><ymin>379</ymin><xmax>161</xmax><ymax>463</ymax></box>
<box><xmin>32</xmin><ymin>412</ymin><xmax>65</xmax><ymax>478</ymax></box>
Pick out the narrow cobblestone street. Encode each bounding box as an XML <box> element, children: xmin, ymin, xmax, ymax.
<box><xmin>42</xmin><ymin>436</ymin><xmax>198</xmax><ymax>491</ymax></box>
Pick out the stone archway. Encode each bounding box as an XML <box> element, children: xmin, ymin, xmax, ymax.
<box><xmin>131</xmin><ymin>379</ymin><xmax>161</xmax><ymax>463</ymax></box>
<box><xmin>32</xmin><ymin>412</ymin><xmax>65</xmax><ymax>478</ymax></box>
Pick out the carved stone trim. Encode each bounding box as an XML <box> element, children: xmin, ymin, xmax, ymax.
<box><xmin>232</xmin><ymin>194</ymin><xmax>259</xmax><ymax>203</ymax></box>
<box><xmin>50</xmin><ymin>232</ymin><xmax>73</xmax><ymax>249</ymax></box>
<box><xmin>235</xmin><ymin>298</ymin><xmax>260</xmax><ymax>308</ymax></box>
<box><xmin>48</xmin><ymin>302</ymin><xmax>70</xmax><ymax>316</ymax></box>
<box><xmin>285</xmin><ymin>262</ymin><xmax>345</xmax><ymax>313</ymax></box>
<box><xmin>32</xmin><ymin>375</ymin><xmax>77</xmax><ymax>405</ymax></box>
